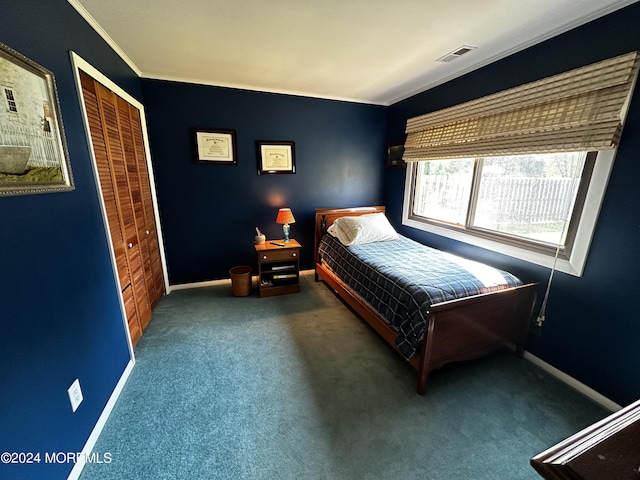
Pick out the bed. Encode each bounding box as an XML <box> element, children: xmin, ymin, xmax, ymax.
<box><xmin>314</xmin><ymin>206</ymin><xmax>538</xmax><ymax>394</ymax></box>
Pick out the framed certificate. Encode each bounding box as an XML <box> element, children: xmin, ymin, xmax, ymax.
<box><xmin>256</xmin><ymin>141</ymin><xmax>296</xmax><ymax>174</ymax></box>
<box><xmin>192</xmin><ymin>128</ymin><xmax>237</xmax><ymax>165</ymax></box>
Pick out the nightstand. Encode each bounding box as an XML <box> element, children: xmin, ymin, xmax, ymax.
<box><xmin>255</xmin><ymin>239</ymin><xmax>301</xmax><ymax>297</ymax></box>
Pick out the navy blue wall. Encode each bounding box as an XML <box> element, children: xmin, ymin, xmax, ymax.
<box><xmin>386</xmin><ymin>2</ymin><xmax>640</xmax><ymax>406</ymax></box>
<box><xmin>141</xmin><ymin>80</ymin><xmax>386</xmax><ymax>285</ymax></box>
<box><xmin>1</xmin><ymin>1</ymin><xmax>142</xmax><ymax>479</ymax></box>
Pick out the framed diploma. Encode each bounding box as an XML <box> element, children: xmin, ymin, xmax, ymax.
<box><xmin>192</xmin><ymin>128</ymin><xmax>237</xmax><ymax>165</ymax></box>
<box><xmin>256</xmin><ymin>141</ymin><xmax>296</xmax><ymax>175</ymax></box>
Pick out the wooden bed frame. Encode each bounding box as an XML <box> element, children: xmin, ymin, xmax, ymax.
<box><xmin>314</xmin><ymin>206</ymin><xmax>538</xmax><ymax>394</ymax></box>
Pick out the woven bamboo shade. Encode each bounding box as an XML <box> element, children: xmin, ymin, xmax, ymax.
<box><xmin>404</xmin><ymin>51</ymin><xmax>639</xmax><ymax>161</ymax></box>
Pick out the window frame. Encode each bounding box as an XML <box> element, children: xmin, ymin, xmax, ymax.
<box><xmin>402</xmin><ymin>149</ymin><xmax>616</xmax><ymax>277</ymax></box>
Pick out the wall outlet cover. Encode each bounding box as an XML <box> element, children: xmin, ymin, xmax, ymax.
<box><xmin>68</xmin><ymin>378</ymin><xmax>83</xmax><ymax>412</ymax></box>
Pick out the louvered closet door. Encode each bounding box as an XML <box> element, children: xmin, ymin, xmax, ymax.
<box><xmin>117</xmin><ymin>98</ymin><xmax>164</xmax><ymax>308</ymax></box>
<box><xmin>131</xmin><ymin>107</ymin><xmax>164</xmax><ymax>306</ymax></box>
<box><xmin>80</xmin><ymin>70</ymin><xmax>164</xmax><ymax>345</ymax></box>
<box><xmin>80</xmin><ymin>72</ymin><xmax>143</xmax><ymax>345</ymax></box>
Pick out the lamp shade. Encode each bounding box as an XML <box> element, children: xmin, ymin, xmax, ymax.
<box><xmin>276</xmin><ymin>208</ymin><xmax>295</xmax><ymax>225</ymax></box>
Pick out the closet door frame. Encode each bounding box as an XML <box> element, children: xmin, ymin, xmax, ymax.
<box><xmin>70</xmin><ymin>52</ymin><xmax>170</xmax><ymax>355</ymax></box>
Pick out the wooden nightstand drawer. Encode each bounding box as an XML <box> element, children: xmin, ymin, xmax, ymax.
<box><xmin>259</xmin><ymin>248</ymin><xmax>299</xmax><ymax>263</ymax></box>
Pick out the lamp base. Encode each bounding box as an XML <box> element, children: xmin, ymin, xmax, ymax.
<box><xmin>283</xmin><ymin>223</ymin><xmax>290</xmax><ymax>242</ymax></box>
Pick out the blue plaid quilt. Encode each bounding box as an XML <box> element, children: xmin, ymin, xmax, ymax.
<box><xmin>318</xmin><ymin>233</ymin><xmax>523</xmax><ymax>359</ymax></box>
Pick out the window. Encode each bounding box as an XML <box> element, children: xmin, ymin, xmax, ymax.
<box><xmin>403</xmin><ymin>149</ymin><xmax>613</xmax><ymax>277</ymax></box>
<box><xmin>3</xmin><ymin>87</ymin><xmax>18</xmax><ymax>113</ymax></box>
<box><xmin>471</xmin><ymin>153</ymin><xmax>588</xmax><ymax>247</ymax></box>
<box><xmin>401</xmin><ymin>52</ymin><xmax>639</xmax><ymax>276</ymax></box>
<box><xmin>412</xmin><ymin>152</ymin><xmax>590</xmax><ymax>245</ymax></box>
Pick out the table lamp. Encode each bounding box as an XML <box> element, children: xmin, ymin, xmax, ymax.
<box><xmin>276</xmin><ymin>208</ymin><xmax>295</xmax><ymax>242</ymax></box>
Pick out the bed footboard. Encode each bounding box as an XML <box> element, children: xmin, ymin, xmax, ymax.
<box><xmin>318</xmin><ymin>260</ymin><xmax>537</xmax><ymax>394</ymax></box>
<box><xmin>416</xmin><ymin>283</ymin><xmax>538</xmax><ymax>394</ymax></box>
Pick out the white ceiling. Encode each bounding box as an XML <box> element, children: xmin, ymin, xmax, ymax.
<box><xmin>69</xmin><ymin>0</ymin><xmax>638</xmax><ymax>105</ymax></box>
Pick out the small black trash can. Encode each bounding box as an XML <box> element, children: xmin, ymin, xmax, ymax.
<box><xmin>229</xmin><ymin>266</ymin><xmax>252</xmax><ymax>296</ymax></box>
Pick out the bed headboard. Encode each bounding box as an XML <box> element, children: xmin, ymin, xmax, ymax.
<box><xmin>313</xmin><ymin>206</ymin><xmax>385</xmax><ymax>265</ymax></box>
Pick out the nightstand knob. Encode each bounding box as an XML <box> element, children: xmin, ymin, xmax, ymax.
<box><xmin>263</xmin><ymin>255</ymin><xmax>267</xmax><ymax>260</ymax></box>
<box><xmin>128</xmin><ymin>243</ymin><xmax>133</xmax><ymax>248</ymax></box>
<box><xmin>292</xmin><ymin>253</ymin><xmax>297</xmax><ymax>257</ymax></box>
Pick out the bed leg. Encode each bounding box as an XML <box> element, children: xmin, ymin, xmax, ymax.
<box><xmin>416</xmin><ymin>319</ymin><xmax>435</xmax><ymax>395</ymax></box>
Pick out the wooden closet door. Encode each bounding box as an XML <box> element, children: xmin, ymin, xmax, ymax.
<box><xmin>80</xmin><ymin>72</ymin><xmax>143</xmax><ymax>345</ymax></box>
<box><xmin>130</xmin><ymin>108</ymin><xmax>165</xmax><ymax>307</ymax></box>
<box><xmin>96</xmin><ymin>81</ymin><xmax>152</xmax><ymax>332</ymax></box>
<box><xmin>80</xmin><ymin>70</ymin><xmax>163</xmax><ymax>345</ymax></box>
<box><xmin>117</xmin><ymin>98</ymin><xmax>164</xmax><ymax>308</ymax></box>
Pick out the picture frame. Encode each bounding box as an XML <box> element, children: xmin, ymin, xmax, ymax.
<box><xmin>0</xmin><ymin>42</ymin><xmax>74</xmax><ymax>196</ymax></box>
<box><xmin>192</xmin><ymin>127</ymin><xmax>237</xmax><ymax>165</ymax></box>
<box><xmin>387</xmin><ymin>143</ymin><xmax>406</xmax><ymax>168</ymax></box>
<box><xmin>256</xmin><ymin>141</ymin><xmax>296</xmax><ymax>175</ymax></box>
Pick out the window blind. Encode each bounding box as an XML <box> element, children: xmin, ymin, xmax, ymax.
<box><xmin>403</xmin><ymin>51</ymin><xmax>639</xmax><ymax>161</ymax></box>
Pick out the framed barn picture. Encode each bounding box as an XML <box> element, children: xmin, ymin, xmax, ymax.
<box><xmin>0</xmin><ymin>42</ymin><xmax>73</xmax><ymax>196</ymax></box>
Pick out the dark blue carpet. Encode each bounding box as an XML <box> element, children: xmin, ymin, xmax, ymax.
<box><xmin>79</xmin><ymin>273</ymin><xmax>607</xmax><ymax>479</ymax></box>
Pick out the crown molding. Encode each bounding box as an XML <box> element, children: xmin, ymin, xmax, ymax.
<box><xmin>67</xmin><ymin>0</ymin><xmax>142</xmax><ymax>77</ymax></box>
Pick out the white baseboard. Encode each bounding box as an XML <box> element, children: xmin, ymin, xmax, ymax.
<box><xmin>169</xmin><ymin>277</ymin><xmax>232</xmax><ymax>291</ymax></box>
<box><xmin>523</xmin><ymin>351</ymin><xmax>621</xmax><ymax>412</ymax></box>
<box><xmin>169</xmin><ymin>269</ymin><xmax>315</xmax><ymax>291</ymax></box>
<box><xmin>67</xmin><ymin>359</ymin><xmax>135</xmax><ymax>480</ymax></box>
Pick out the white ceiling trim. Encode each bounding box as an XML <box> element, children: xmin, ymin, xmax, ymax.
<box><xmin>139</xmin><ymin>72</ymin><xmax>371</xmax><ymax>105</ymax></box>
<box><xmin>68</xmin><ymin>0</ymin><xmax>142</xmax><ymax>77</ymax></box>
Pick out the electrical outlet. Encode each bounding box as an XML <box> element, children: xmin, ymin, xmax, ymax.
<box><xmin>67</xmin><ymin>379</ymin><xmax>83</xmax><ymax>412</ymax></box>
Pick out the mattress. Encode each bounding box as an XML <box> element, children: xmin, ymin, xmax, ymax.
<box><xmin>318</xmin><ymin>233</ymin><xmax>523</xmax><ymax>359</ymax></box>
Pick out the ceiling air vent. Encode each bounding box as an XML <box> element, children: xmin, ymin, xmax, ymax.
<box><xmin>436</xmin><ymin>45</ymin><xmax>478</xmax><ymax>63</ymax></box>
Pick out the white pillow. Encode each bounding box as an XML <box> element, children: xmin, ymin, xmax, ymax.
<box><xmin>327</xmin><ymin>213</ymin><xmax>399</xmax><ymax>246</ymax></box>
